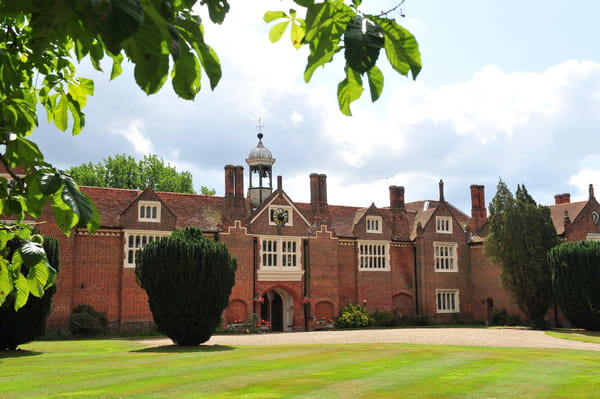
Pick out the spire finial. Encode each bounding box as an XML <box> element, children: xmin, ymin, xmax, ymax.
<box><xmin>257</xmin><ymin>118</ymin><xmax>265</xmax><ymax>140</ymax></box>
<box><xmin>439</xmin><ymin>179</ymin><xmax>445</xmax><ymax>202</ymax></box>
<box><xmin>590</xmin><ymin>184</ymin><xmax>595</xmax><ymax>200</ymax></box>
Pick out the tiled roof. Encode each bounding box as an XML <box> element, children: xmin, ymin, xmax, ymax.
<box><xmin>81</xmin><ymin>186</ymin><xmax>229</xmax><ymax>231</ymax></box>
<box><xmin>548</xmin><ymin>201</ymin><xmax>587</xmax><ymax>235</ymax></box>
<box><xmin>405</xmin><ymin>200</ymin><xmax>470</xmax><ymax>240</ymax></box>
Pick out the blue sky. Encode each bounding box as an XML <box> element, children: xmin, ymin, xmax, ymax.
<box><xmin>31</xmin><ymin>0</ymin><xmax>600</xmax><ymax>213</ymax></box>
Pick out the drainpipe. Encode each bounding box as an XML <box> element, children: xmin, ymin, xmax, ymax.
<box><xmin>413</xmin><ymin>243</ymin><xmax>419</xmax><ymax>315</ymax></box>
<box><xmin>303</xmin><ymin>239</ymin><xmax>309</xmax><ymax>331</ymax></box>
<box><xmin>253</xmin><ymin>237</ymin><xmax>257</xmax><ymax>315</ymax></box>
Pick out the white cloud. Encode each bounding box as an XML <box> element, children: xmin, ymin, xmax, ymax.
<box><xmin>113</xmin><ymin>120</ymin><xmax>153</xmax><ymax>155</ymax></box>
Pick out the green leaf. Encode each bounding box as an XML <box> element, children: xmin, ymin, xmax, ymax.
<box><xmin>19</xmin><ymin>239</ymin><xmax>45</xmax><ymax>268</ymax></box>
<box><xmin>263</xmin><ymin>11</ymin><xmax>287</xmax><ymax>23</ymax></box>
<box><xmin>61</xmin><ymin>176</ymin><xmax>99</xmax><ymax>230</ymax></box>
<box><xmin>110</xmin><ymin>53</ymin><xmax>124</xmax><ymax>80</ymax></box>
<box><xmin>303</xmin><ymin>0</ymin><xmax>353</xmax><ymax>82</ymax></box>
<box><xmin>197</xmin><ymin>42</ymin><xmax>222</xmax><ymax>91</ymax></box>
<box><xmin>369</xmin><ymin>15</ymin><xmax>421</xmax><ymax>79</ymax></box>
<box><xmin>290</xmin><ymin>20</ymin><xmax>305</xmax><ymax>49</ymax></box>
<box><xmin>337</xmin><ymin>66</ymin><xmax>363</xmax><ymax>116</ymax></box>
<box><xmin>344</xmin><ymin>16</ymin><xmax>384</xmax><ymax>74</ymax></box>
<box><xmin>54</xmin><ymin>94</ymin><xmax>69</xmax><ymax>132</ymax></box>
<box><xmin>269</xmin><ymin>21</ymin><xmax>290</xmax><ymax>43</ymax></box>
<box><xmin>51</xmin><ymin>192</ymin><xmax>77</xmax><ymax>235</ymax></box>
<box><xmin>27</xmin><ymin>262</ymin><xmax>49</xmax><ymax>298</ymax></box>
<box><xmin>13</xmin><ymin>273</ymin><xmax>29</xmax><ymax>311</ymax></box>
<box><xmin>0</xmin><ymin>258</ymin><xmax>14</xmax><ymax>307</ymax></box>
<box><xmin>201</xmin><ymin>0</ymin><xmax>230</xmax><ymax>24</ymax></box>
<box><xmin>367</xmin><ymin>65</ymin><xmax>384</xmax><ymax>102</ymax></box>
<box><xmin>172</xmin><ymin>49</ymin><xmax>201</xmax><ymax>100</ymax></box>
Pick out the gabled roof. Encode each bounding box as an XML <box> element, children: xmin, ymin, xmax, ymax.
<box><xmin>81</xmin><ymin>186</ymin><xmax>229</xmax><ymax>231</ymax></box>
<box><xmin>405</xmin><ymin>200</ymin><xmax>470</xmax><ymax>240</ymax></box>
<box><xmin>548</xmin><ymin>200</ymin><xmax>587</xmax><ymax>235</ymax></box>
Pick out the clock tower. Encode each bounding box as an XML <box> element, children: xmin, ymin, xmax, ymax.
<box><xmin>246</xmin><ymin>132</ymin><xmax>275</xmax><ymax>208</ymax></box>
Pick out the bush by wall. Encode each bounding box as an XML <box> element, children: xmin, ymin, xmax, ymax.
<box><xmin>336</xmin><ymin>304</ymin><xmax>372</xmax><ymax>328</ymax></box>
<box><xmin>70</xmin><ymin>305</ymin><xmax>108</xmax><ymax>337</ymax></box>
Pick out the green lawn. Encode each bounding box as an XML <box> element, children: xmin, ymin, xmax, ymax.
<box><xmin>546</xmin><ymin>329</ymin><xmax>600</xmax><ymax>344</ymax></box>
<box><xmin>2</xmin><ymin>339</ymin><xmax>599</xmax><ymax>398</ymax></box>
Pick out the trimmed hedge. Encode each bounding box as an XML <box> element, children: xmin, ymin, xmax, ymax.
<box><xmin>547</xmin><ymin>241</ymin><xmax>600</xmax><ymax>330</ymax></box>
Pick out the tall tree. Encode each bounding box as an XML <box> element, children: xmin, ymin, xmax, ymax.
<box><xmin>67</xmin><ymin>154</ymin><xmax>199</xmax><ymax>194</ymax></box>
<box><xmin>0</xmin><ymin>1</ymin><xmax>420</xmax><ymax>309</ymax></box>
<box><xmin>484</xmin><ymin>180</ymin><xmax>560</xmax><ymax>328</ymax></box>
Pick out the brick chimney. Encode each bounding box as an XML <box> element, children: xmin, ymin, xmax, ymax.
<box><xmin>554</xmin><ymin>193</ymin><xmax>571</xmax><ymax>205</ymax></box>
<box><xmin>310</xmin><ymin>173</ymin><xmax>328</xmax><ymax>222</ymax></box>
<box><xmin>468</xmin><ymin>184</ymin><xmax>487</xmax><ymax>232</ymax></box>
<box><xmin>389</xmin><ymin>186</ymin><xmax>405</xmax><ymax>209</ymax></box>
<box><xmin>234</xmin><ymin>166</ymin><xmax>244</xmax><ymax>198</ymax></box>
<box><xmin>224</xmin><ymin>165</ymin><xmax>235</xmax><ymax>197</ymax></box>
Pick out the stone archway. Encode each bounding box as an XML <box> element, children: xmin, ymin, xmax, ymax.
<box><xmin>260</xmin><ymin>288</ymin><xmax>294</xmax><ymax>332</ymax></box>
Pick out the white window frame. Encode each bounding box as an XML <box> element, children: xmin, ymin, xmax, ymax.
<box><xmin>138</xmin><ymin>201</ymin><xmax>161</xmax><ymax>222</ymax></box>
<box><xmin>434</xmin><ymin>241</ymin><xmax>458</xmax><ymax>272</ymax></box>
<box><xmin>436</xmin><ymin>289</ymin><xmax>460</xmax><ymax>313</ymax></box>
<box><xmin>124</xmin><ymin>230</ymin><xmax>170</xmax><ymax>268</ymax></box>
<box><xmin>366</xmin><ymin>216</ymin><xmax>382</xmax><ymax>234</ymax></box>
<box><xmin>586</xmin><ymin>233</ymin><xmax>600</xmax><ymax>241</ymax></box>
<box><xmin>435</xmin><ymin>216</ymin><xmax>452</xmax><ymax>234</ymax></box>
<box><xmin>358</xmin><ymin>241</ymin><xmax>390</xmax><ymax>271</ymax></box>
<box><xmin>257</xmin><ymin>236</ymin><xmax>304</xmax><ymax>281</ymax></box>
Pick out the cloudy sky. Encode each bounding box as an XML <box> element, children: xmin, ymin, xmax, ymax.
<box><xmin>31</xmin><ymin>0</ymin><xmax>600</xmax><ymax>213</ymax></box>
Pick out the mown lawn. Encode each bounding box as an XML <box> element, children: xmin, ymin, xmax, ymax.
<box><xmin>546</xmin><ymin>330</ymin><xmax>600</xmax><ymax>344</ymax></box>
<box><xmin>2</xmin><ymin>339</ymin><xmax>599</xmax><ymax>398</ymax></box>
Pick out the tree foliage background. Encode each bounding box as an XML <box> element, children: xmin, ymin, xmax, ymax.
<box><xmin>484</xmin><ymin>180</ymin><xmax>560</xmax><ymax>328</ymax></box>
<box><xmin>67</xmin><ymin>153</ymin><xmax>215</xmax><ymax>194</ymax></box>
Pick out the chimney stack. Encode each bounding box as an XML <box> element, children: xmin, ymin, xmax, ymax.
<box><xmin>439</xmin><ymin>179</ymin><xmax>445</xmax><ymax>202</ymax></box>
<box><xmin>224</xmin><ymin>165</ymin><xmax>235</xmax><ymax>197</ymax></box>
<box><xmin>309</xmin><ymin>173</ymin><xmax>328</xmax><ymax>221</ymax></box>
<box><xmin>469</xmin><ymin>184</ymin><xmax>487</xmax><ymax>232</ymax></box>
<box><xmin>234</xmin><ymin>166</ymin><xmax>244</xmax><ymax>198</ymax></box>
<box><xmin>554</xmin><ymin>193</ymin><xmax>571</xmax><ymax>205</ymax></box>
<box><xmin>389</xmin><ymin>186</ymin><xmax>405</xmax><ymax>209</ymax></box>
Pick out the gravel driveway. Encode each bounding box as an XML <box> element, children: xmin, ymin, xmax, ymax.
<box><xmin>140</xmin><ymin>328</ymin><xmax>600</xmax><ymax>351</ymax></box>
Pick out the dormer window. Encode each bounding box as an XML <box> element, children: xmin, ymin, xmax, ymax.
<box><xmin>436</xmin><ymin>216</ymin><xmax>452</xmax><ymax>233</ymax></box>
<box><xmin>139</xmin><ymin>201</ymin><xmax>161</xmax><ymax>222</ymax></box>
<box><xmin>366</xmin><ymin>216</ymin><xmax>382</xmax><ymax>233</ymax></box>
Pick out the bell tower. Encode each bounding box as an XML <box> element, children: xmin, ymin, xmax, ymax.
<box><xmin>246</xmin><ymin>132</ymin><xmax>275</xmax><ymax>208</ymax></box>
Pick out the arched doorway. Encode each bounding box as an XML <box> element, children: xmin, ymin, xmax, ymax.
<box><xmin>260</xmin><ymin>289</ymin><xmax>294</xmax><ymax>331</ymax></box>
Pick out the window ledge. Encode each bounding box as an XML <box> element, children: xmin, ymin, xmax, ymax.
<box><xmin>257</xmin><ymin>270</ymin><xmax>304</xmax><ymax>281</ymax></box>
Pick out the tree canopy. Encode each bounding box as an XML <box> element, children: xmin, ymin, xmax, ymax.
<box><xmin>484</xmin><ymin>180</ymin><xmax>560</xmax><ymax>328</ymax></box>
<box><xmin>67</xmin><ymin>153</ymin><xmax>215</xmax><ymax>194</ymax></box>
<box><xmin>0</xmin><ymin>1</ymin><xmax>420</xmax><ymax>310</ymax></box>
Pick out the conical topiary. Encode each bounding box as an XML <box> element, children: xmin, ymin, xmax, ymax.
<box><xmin>136</xmin><ymin>227</ymin><xmax>236</xmax><ymax>345</ymax></box>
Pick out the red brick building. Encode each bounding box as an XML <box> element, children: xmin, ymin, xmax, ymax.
<box><xmin>21</xmin><ymin>136</ymin><xmax>600</xmax><ymax>331</ymax></box>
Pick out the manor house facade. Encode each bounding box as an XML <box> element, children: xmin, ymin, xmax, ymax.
<box><xmin>29</xmin><ymin>135</ymin><xmax>600</xmax><ymax>331</ymax></box>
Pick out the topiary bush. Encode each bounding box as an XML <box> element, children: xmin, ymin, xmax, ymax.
<box><xmin>136</xmin><ymin>227</ymin><xmax>236</xmax><ymax>345</ymax></box>
<box><xmin>336</xmin><ymin>303</ymin><xmax>372</xmax><ymax>328</ymax></box>
<box><xmin>0</xmin><ymin>235</ymin><xmax>59</xmax><ymax>351</ymax></box>
<box><xmin>70</xmin><ymin>304</ymin><xmax>108</xmax><ymax>337</ymax></box>
<box><xmin>547</xmin><ymin>241</ymin><xmax>600</xmax><ymax>330</ymax></box>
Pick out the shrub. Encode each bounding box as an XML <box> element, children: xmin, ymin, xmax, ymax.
<box><xmin>136</xmin><ymin>227</ymin><xmax>236</xmax><ymax>345</ymax></box>
<box><xmin>407</xmin><ymin>314</ymin><xmax>432</xmax><ymax>326</ymax></box>
<box><xmin>548</xmin><ymin>241</ymin><xmax>600</xmax><ymax>330</ymax></box>
<box><xmin>370</xmin><ymin>310</ymin><xmax>395</xmax><ymax>327</ymax></box>
<box><xmin>336</xmin><ymin>304</ymin><xmax>372</xmax><ymax>328</ymax></box>
<box><xmin>0</xmin><ymin>235</ymin><xmax>59</xmax><ymax>350</ymax></box>
<box><xmin>70</xmin><ymin>305</ymin><xmax>108</xmax><ymax>336</ymax></box>
<box><xmin>491</xmin><ymin>309</ymin><xmax>522</xmax><ymax>327</ymax></box>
